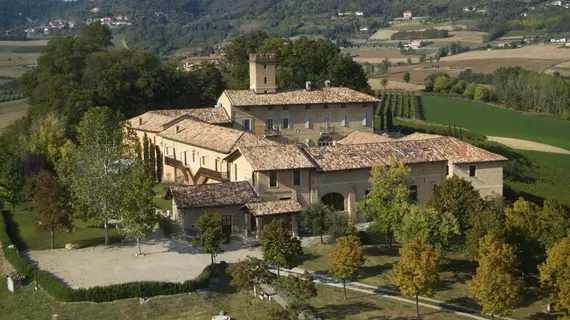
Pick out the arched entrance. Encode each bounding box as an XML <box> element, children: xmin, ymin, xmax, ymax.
<box><xmin>321</xmin><ymin>192</ymin><xmax>345</xmax><ymax>211</ymax></box>
<box><xmin>318</xmin><ymin>136</ymin><xmax>333</xmax><ymax>146</ymax></box>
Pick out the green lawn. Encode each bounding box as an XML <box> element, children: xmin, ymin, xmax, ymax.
<box><xmin>420</xmin><ymin>95</ymin><xmax>570</xmax><ymax>150</ymax></box>
<box><xmin>505</xmin><ymin>151</ymin><xmax>570</xmax><ymax>206</ymax></box>
<box><xmin>301</xmin><ymin>243</ymin><xmax>553</xmax><ymax>320</ymax></box>
<box><xmin>311</xmin><ymin>285</ymin><xmax>467</xmax><ymax>320</ymax></box>
<box><xmin>153</xmin><ymin>184</ymin><xmax>172</xmax><ymax>211</ymax></box>
<box><xmin>4</xmin><ymin>203</ymin><xmax>121</xmax><ymax>251</ymax></box>
<box><xmin>0</xmin><ymin>98</ymin><xmax>27</xmax><ymax>109</ymax></box>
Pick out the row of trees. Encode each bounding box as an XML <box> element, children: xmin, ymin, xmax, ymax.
<box><xmin>357</xmin><ymin>156</ymin><xmax>570</xmax><ymax>318</ymax></box>
<box><xmin>424</xmin><ymin>67</ymin><xmax>570</xmax><ymax>117</ymax></box>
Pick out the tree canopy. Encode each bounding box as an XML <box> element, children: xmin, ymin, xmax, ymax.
<box><xmin>192</xmin><ymin>212</ymin><xmax>224</xmax><ymax>264</ymax></box>
<box><xmin>539</xmin><ymin>234</ymin><xmax>570</xmax><ymax>312</ymax></box>
<box><xmin>259</xmin><ymin>218</ymin><xmax>304</xmax><ymax>274</ymax></box>
<box><xmin>329</xmin><ymin>235</ymin><xmax>365</xmax><ymax>300</ymax></box>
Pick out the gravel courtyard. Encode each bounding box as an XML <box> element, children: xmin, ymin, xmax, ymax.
<box><xmin>23</xmin><ymin>237</ymin><xmax>263</xmax><ymax>288</ymax></box>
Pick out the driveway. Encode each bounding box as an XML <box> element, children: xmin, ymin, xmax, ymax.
<box><xmin>23</xmin><ymin>236</ymin><xmax>262</xmax><ymax>288</ymax></box>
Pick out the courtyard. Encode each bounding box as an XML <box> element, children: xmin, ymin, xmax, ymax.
<box><xmin>23</xmin><ymin>235</ymin><xmax>263</xmax><ymax>288</ymax></box>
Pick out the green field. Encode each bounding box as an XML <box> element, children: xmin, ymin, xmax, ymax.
<box><xmin>4</xmin><ymin>203</ymin><xmax>122</xmax><ymax>250</ymax></box>
<box><xmin>420</xmin><ymin>95</ymin><xmax>570</xmax><ymax>150</ymax></box>
<box><xmin>0</xmin><ymin>99</ymin><xmax>28</xmax><ymax>131</ymax></box>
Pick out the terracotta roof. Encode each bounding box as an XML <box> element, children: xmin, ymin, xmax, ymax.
<box><xmin>237</xmin><ymin>145</ymin><xmax>315</xmax><ymax>171</ymax></box>
<box><xmin>224</xmin><ymin>87</ymin><xmax>380</xmax><ymax>107</ymax></box>
<box><xmin>158</xmin><ymin>117</ymin><xmax>277</xmax><ymax>154</ymax></box>
<box><xmin>304</xmin><ymin>136</ymin><xmax>507</xmax><ymax>171</ymax></box>
<box><xmin>243</xmin><ymin>199</ymin><xmax>303</xmax><ymax>216</ymax></box>
<box><xmin>168</xmin><ymin>181</ymin><xmax>261</xmax><ymax>209</ymax></box>
<box><xmin>398</xmin><ymin>132</ymin><xmax>441</xmax><ymax>141</ymax></box>
<box><xmin>125</xmin><ymin>108</ymin><xmax>231</xmax><ymax>132</ymax></box>
<box><xmin>337</xmin><ymin>131</ymin><xmax>394</xmax><ymax>145</ymax></box>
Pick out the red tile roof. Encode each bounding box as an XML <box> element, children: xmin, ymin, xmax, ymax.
<box><xmin>224</xmin><ymin>87</ymin><xmax>379</xmax><ymax>107</ymax></box>
<box><xmin>168</xmin><ymin>181</ymin><xmax>261</xmax><ymax>209</ymax></box>
<box><xmin>242</xmin><ymin>199</ymin><xmax>303</xmax><ymax>216</ymax></box>
<box><xmin>125</xmin><ymin>108</ymin><xmax>231</xmax><ymax>132</ymax></box>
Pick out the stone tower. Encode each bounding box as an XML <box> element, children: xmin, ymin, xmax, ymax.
<box><xmin>249</xmin><ymin>53</ymin><xmax>277</xmax><ymax>94</ymax></box>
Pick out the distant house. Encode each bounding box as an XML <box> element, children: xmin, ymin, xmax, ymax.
<box><xmin>565</xmin><ymin>42</ymin><xmax>570</xmax><ymax>47</ymax></box>
<box><xmin>496</xmin><ymin>40</ymin><xmax>513</xmax><ymax>47</ymax></box>
<box><xmin>359</xmin><ymin>26</ymin><xmax>368</xmax><ymax>32</ymax></box>
<box><xmin>551</xmin><ymin>0</ymin><xmax>563</xmax><ymax>6</ymax></box>
<box><xmin>90</xmin><ymin>7</ymin><xmax>100</xmax><ymax>13</ymax></box>
<box><xmin>181</xmin><ymin>55</ymin><xmax>223</xmax><ymax>71</ymax></box>
<box><xmin>463</xmin><ymin>6</ymin><xmax>476</xmax><ymax>12</ymax></box>
<box><xmin>409</xmin><ymin>39</ymin><xmax>424</xmax><ymax>49</ymax></box>
<box><xmin>355</xmin><ymin>11</ymin><xmax>364</xmax><ymax>16</ymax></box>
<box><xmin>403</xmin><ymin>10</ymin><xmax>413</xmax><ymax>18</ymax></box>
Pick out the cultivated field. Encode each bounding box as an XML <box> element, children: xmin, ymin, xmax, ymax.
<box><xmin>442</xmin><ymin>43</ymin><xmax>570</xmax><ymax>61</ymax></box>
<box><xmin>420</xmin><ymin>95</ymin><xmax>570</xmax><ymax>151</ymax></box>
<box><xmin>545</xmin><ymin>60</ymin><xmax>570</xmax><ymax>76</ymax></box>
<box><xmin>0</xmin><ymin>40</ymin><xmax>45</xmax><ymax>78</ymax></box>
<box><xmin>0</xmin><ymin>99</ymin><xmax>28</xmax><ymax>131</ymax></box>
<box><xmin>369</xmin><ymin>78</ymin><xmax>424</xmax><ymax>91</ymax></box>
<box><xmin>383</xmin><ymin>58</ymin><xmax>564</xmax><ymax>85</ymax></box>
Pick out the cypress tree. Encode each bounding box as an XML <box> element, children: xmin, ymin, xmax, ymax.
<box><xmin>149</xmin><ymin>144</ymin><xmax>156</xmax><ymax>182</ymax></box>
<box><xmin>143</xmin><ymin>133</ymin><xmax>150</xmax><ymax>169</ymax></box>
<box><xmin>156</xmin><ymin>148</ymin><xmax>163</xmax><ymax>182</ymax></box>
<box><xmin>386</xmin><ymin>108</ymin><xmax>394</xmax><ymax>132</ymax></box>
<box><xmin>380</xmin><ymin>114</ymin><xmax>385</xmax><ymax>131</ymax></box>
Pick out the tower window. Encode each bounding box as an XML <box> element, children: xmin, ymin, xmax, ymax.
<box><xmin>263</xmin><ymin>64</ymin><xmax>267</xmax><ymax>70</ymax></box>
<box><xmin>305</xmin><ymin>104</ymin><xmax>311</xmax><ymax>110</ymax></box>
<box><xmin>264</xmin><ymin>77</ymin><xmax>267</xmax><ymax>84</ymax></box>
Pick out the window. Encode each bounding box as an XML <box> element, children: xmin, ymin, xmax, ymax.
<box><xmin>341</xmin><ymin>116</ymin><xmax>347</xmax><ymax>127</ymax></box>
<box><xmin>242</xmin><ymin>118</ymin><xmax>252</xmax><ymax>131</ymax></box>
<box><xmin>234</xmin><ymin>164</ymin><xmax>238</xmax><ymax>180</ymax></box>
<box><xmin>264</xmin><ymin>77</ymin><xmax>267</xmax><ymax>84</ymax></box>
<box><xmin>202</xmin><ymin>156</ymin><xmax>206</xmax><ymax>166</ymax></box>
<box><xmin>252</xmin><ymin>172</ymin><xmax>257</xmax><ymax>186</ymax></box>
<box><xmin>305</xmin><ymin>117</ymin><xmax>312</xmax><ymax>129</ymax></box>
<box><xmin>293</xmin><ymin>169</ymin><xmax>301</xmax><ymax>186</ymax></box>
<box><xmin>269</xmin><ymin>171</ymin><xmax>278</xmax><ymax>188</ymax></box>
<box><xmin>341</xmin><ymin>103</ymin><xmax>346</xmax><ymax>108</ymax></box>
<box><xmin>266</xmin><ymin>118</ymin><xmax>274</xmax><ymax>130</ymax></box>
<box><xmin>263</xmin><ymin>64</ymin><xmax>267</xmax><ymax>70</ymax></box>
<box><xmin>305</xmin><ymin>104</ymin><xmax>311</xmax><ymax>110</ymax></box>
<box><xmin>362</xmin><ymin>104</ymin><xmax>368</xmax><ymax>108</ymax></box>
<box><xmin>192</xmin><ymin>151</ymin><xmax>196</xmax><ymax>163</ymax></box>
<box><xmin>446</xmin><ymin>165</ymin><xmax>449</xmax><ymax>176</ymax></box>
<box><xmin>469</xmin><ymin>165</ymin><xmax>477</xmax><ymax>177</ymax></box>
<box><xmin>165</xmin><ymin>146</ymin><xmax>170</xmax><ymax>156</ymax></box>
<box><xmin>362</xmin><ymin>114</ymin><xmax>368</xmax><ymax>126</ymax></box>
<box><xmin>268</xmin><ymin>106</ymin><xmax>273</xmax><ymax>111</ymax></box>
<box><xmin>183</xmin><ymin>152</ymin><xmax>187</xmax><ymax>166</ymax></box>
<box><xmin>215</xmin><ymin>159</ymin><xmax>219</xmax><ymax>172</ymax></box>
<box><xmin>282</xmin><ymin>105</ymin><xmax>288</xmax><ymax>110</ymax></box>
<box><xmin>323</xmin><ymin>116</ymin><xmax>329</xmax><ymax>128</ymax></box>
<box><xmin>409</xmin><ymin>185</ymin><xmax>418</xmax><ymax>201</ymax></box>
<box><xmin>323</xmin><ymin>103</ymin><xmax>329</xmax><ymax>109</ymax></box>
<box><xmin>282</xmin><ymin>118</ymin><xmax>290</xmax><ymax>129</ymax></box>
<box><xmin>244</xmin><ymin>107</ymin><xmax>250</xmax><ymax>112</ymax></box>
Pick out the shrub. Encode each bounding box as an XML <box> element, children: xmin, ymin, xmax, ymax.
<box><xmin>1</xmin><ymin>210</ymin><xmax>213</xmax><ymax>302</ymax></box>
<box><xmin>356</xmin><ymin>230</ymin><xmax>371</xmax><ymax>245</ymax></box>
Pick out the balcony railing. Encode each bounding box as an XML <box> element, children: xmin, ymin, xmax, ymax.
<box><xmin>320</xmin><ymin>126</ymin><xmax>335</xmax><ymax>134</ymax></box>
<box><xmin>264</xmin><ymin>128</ymin><xmax>281</xmax><ymax>136</ymax></box>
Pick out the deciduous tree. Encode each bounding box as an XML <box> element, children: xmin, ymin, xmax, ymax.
<box><xmin>395</xmin><ymin>204</ymin><xmax>459</xmax><ymax>252</ymax></box>
<box><xmin>68</xmin><ymin>107</ymin><xmax>125</xmax><ymax>245</ymax></box>
<box><xmin>471</xmin><ymin>234</ymin><xmax>522</xmax><ymax>318</ymax></box>
<box><xmin>403</xmin><ymin>72</ymin><xmax>411</xmax><ymax>83</ymax></box>
<box><xmin>260</xmin><ymin>218</ymin><xmax>303</xmax><ymax>275</ymax></box>
<box><xmin>300</xmin><ymin>202</ymin><xmax>332</xmax><ymax>243</ymax></box>
<box><xmin>227</xmin><ymin>256</ymin><xmax>270</xmax><ymax>297</ymax></box>
<box><xmin>464</xmin><ymin>196</ymin><xmax>506</xmax><ymax>261</ymax></box>
<box><xmin>32</xmin><ymin>170</ymin><xmax>72</xmax><ymax>249</ymax></box>
<box><xmin>357</xmin><ymin>157</ymin><xmax>411</xmax><ymax>245</ymax></box>
<box><xmin>118</xmin><ymin>161</ymin><xmax>157</xmax><ymax>256</ymax></box>
<box><xmin>539</xmin><ymin>234</ymin><xmax>570</xmax><ymax>312</ymax></box>
<box><xmin>275</xmin><ymin>271</ymin><xmax>317</xmax><ymax>305</ymax></box>
<box><xmin>392</xmin><ymin>238</ymin><xmax>440</xmax><ymax>317</ymax></box>
<box><xmin>329</xmin><ymin>235</ymin><xmax>365</xmax><ymax>300</ymax></box>
<box><xmin>428</xmin><ymin>175</ymin><xmax>483</xmax><ymax>233</ymax></box>
<box><xmin>192</xmin><ymin>212</ymin><xmax>224</xmax><ymax>264</ymax></box>
<box><xmin>505</xmin><ymin>197</ymin><xmax>543</xmax><ymax>273</ymax></box>
<box><xmin>536</xmin><ymin>199</ymin><xmax>569</xmax><ymax>250</ymax></box>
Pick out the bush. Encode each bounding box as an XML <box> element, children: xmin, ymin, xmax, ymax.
<box><xmin>158</xmin><ymin>215</ymin><xmax>172</xmax><ymax>238</ymax></box>
<box><xmin>1</xmin><ymin>211</ymin><xmax>213</xmax><ymax>302</ymax></box>
<box><xmin>356</xmin><ymin>230</ymin><xmax>371</xmax><ymax>245</ymax></box>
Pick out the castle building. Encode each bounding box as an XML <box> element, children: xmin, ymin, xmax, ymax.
<box><xmin>126</xmin><ymin>54</ymin><xmax>507</xmax><ymax>238</ymax></box>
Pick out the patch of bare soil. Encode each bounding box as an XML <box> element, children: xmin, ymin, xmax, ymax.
<box><xmin>488</xmin><ymin>136</ymin><xmax>570</xmax><ymax>154</ymax></box>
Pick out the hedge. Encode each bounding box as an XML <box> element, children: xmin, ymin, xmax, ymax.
<box><xmin>1</xmin><ymin>210</ymin><xmax>214</xmax><ymax>302</ymax></box>
<box><xmin>391</xmin><ymin>118</ymin><xmax>488</xmax><ymax>142</ymax></box>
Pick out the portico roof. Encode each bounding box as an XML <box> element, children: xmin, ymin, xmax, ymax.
<box><xmin>241</xmin><ymin>199</ymin><xmax>302</xmax><ymax>217</ymax></box>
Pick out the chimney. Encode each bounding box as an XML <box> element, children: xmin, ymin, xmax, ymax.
<box><xmin>305</xmin><ymin>81</ymin><xmax>312</xmax><ymax>91</ymax></box>
<box><xmin>138</xmin><ymin>118</ymin><xmax>143</xmax><ymax>125</ymax></box>
<box><xmin>249</xmin><ymin>53</ymin><xmax>277</xmax><ymax>94</ymax></box>
<box><xmin>324</xmin><ymin>80</ymin><xmax>331</xmax><ymax>88</ymax></box>
<box><xmin>175</xmin><ymin>125</ymin><xmax>181</xmax><ymax>133</ymax></box>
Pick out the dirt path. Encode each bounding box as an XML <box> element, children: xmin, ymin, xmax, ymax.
<box><xmin>488</xmin><ymin>136</ymin><xmax>570</xmax><ymax>154</ymax></box>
